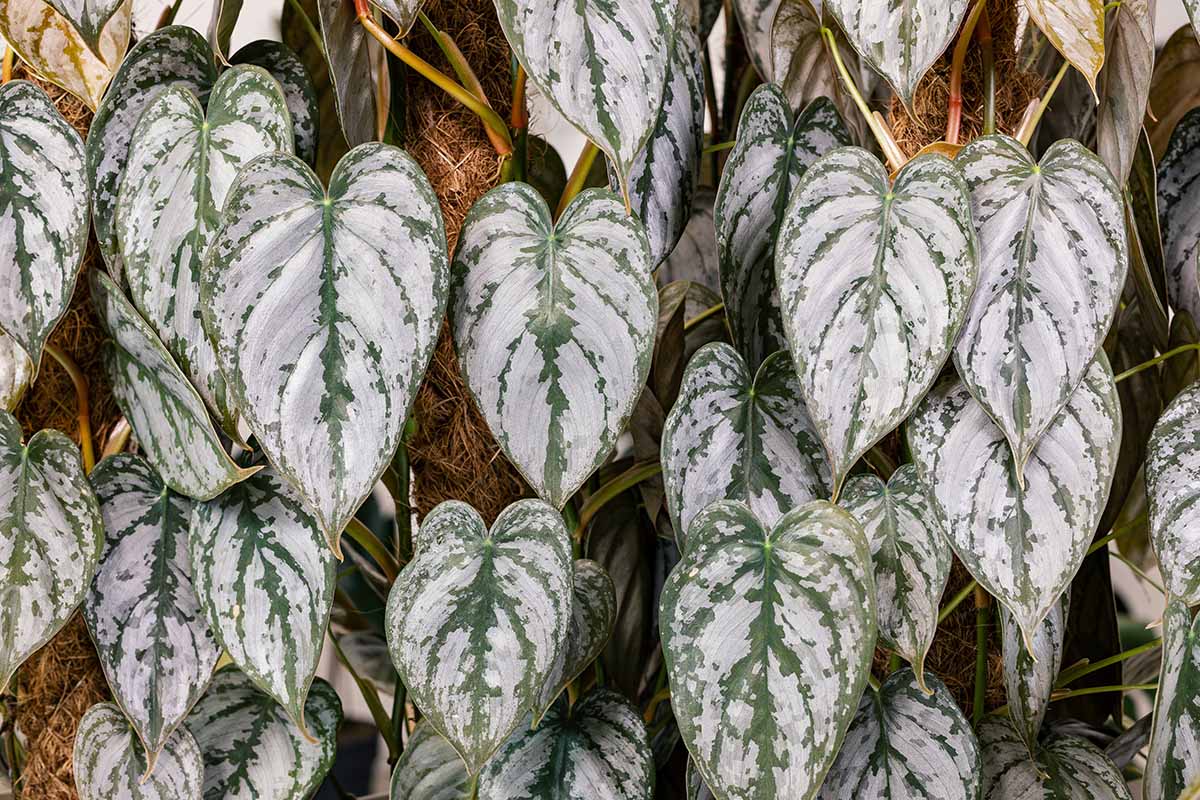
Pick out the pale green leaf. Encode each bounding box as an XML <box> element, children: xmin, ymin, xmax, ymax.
<box><xmin>1158</xmin><ymin>107</ymin><xmax>1200</xmax><ymax>329</ymax></box>
<box><xmin>661</xmin><ymin>500</ymin><xmax>877</xmax><ymax>800</ymax></box>
<box><xmin>0</xmin><ymin>410</ymin><xmax>102</xmax><ymax>694</ymax></box>
<box><xmin>230</xmin><ymin>40</ymin><xmax>320</xmax><ymax>165</ymax></box>
<box><xmin>0</xmin><ymin>331</ymin><xmax>30</xmax><ymax>411</ymax></box>
<box><xmin>1145</xmin><ymin>595</ymin><xmax>1200</xmax><ymax>799</ymax></box>
<box><xmin>1024</xmin><ymin>0</ymin><xmax>1106</xmax><ymax>90</ymax></box>
<box><xmin>385</xmin><ymin>500</ymin><xmax>573</xmax><ymax>774</ymax></box>
<box><xmin>74</xmin><ymin>703</ymin><xmax>203</xmax><ymax>800</ymax></box>
<box><xmin>979</xmin><ymin>716</ymin><xmax>1132</xmax><ymax>799</ymax></box>
<box><xmin>777</xmin><ymin>149</ymin><xmax>977</xmax><ymax>493</ymax></box>
<box><xmin>1146</xmin><ymin>381</ymin><xmax>1200</xmax><ymax>604</ymax></box>
<box><xmin>534</xmin><ymin>559</ymin><xmax>616</xmax><ymax>720</ymax></box>
<box><xmin>451</xmin><ymin>185</ymin><xmax>656</xmax><ymax>508</ymax></box>
<box><xmin>44</xmin><ymin>0</ymin><xmax>124</xmax><ymax>55</ymax></box>
<box><xmin>1000</xmin><ymin>594</ymin><xmax>1069</xmax><ymax>753</ymax></box>
<box><xmin>389</xmin><ymin>721</ymin><xmax>471</xmax><ymax>800</ymax></box>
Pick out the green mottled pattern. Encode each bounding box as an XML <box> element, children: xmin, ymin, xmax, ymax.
<box><xmin>953</xmin><ymin>135</ymin><xmax>1126</xmax><ymax>473</ymax></box>
<box><xmin>1000</xmin><ymin>594</ymin><xmax>1068</xmax><ymax>753</ymax></box>
<box><xmin>493</xmin><ymin>0</ymin><xmax>678</xmax><ymax>195</ymax></box>
<box><xmin>73</xmin><ymin>703</ymin><xmax>203</xmax><ymax>800</ymax></box>
<box><xmin>907</xmin><ymin>356</ymin><xmax>1120</xmax><ymax>651</ymax></box>
<box><xmin>0</xmin><ymin>331</ymin><xmax>30</xmax><ymax>410</ymax></box>
<box><xmin>452</xmin><ymin>185</ymin><xmax>656</xmax><ymax>508</ymax></box>
<box><xmin>534</xmin><ymin>559</ymin><xmax>616</xmax><ymax>720</ymax></box>
<box><xmin>85</xmin><ymin>26</ymin><xmax>218</xmax><ymax>279</ymax></box>
<box><xmin>818</xmin><ymin>669</ymin><xmax>980</xmax><ymax>799</ymax></box>
<box><xmin>202</xmin><ymin>144</ymin><xmax>448</xmax><ymax>550</ymax></box>
<box><xmin>0</xmin><ymin>80</ymin><xmax>89</xmax><ymax>370</ymax></box>
<box><xmin>0</xmin><ymin>410</ymin><xmax>102</xmax><ymax>694</ymax></box>
<box><xmin>231</xmin><ymin>40</ymin><xmax>320</xmax><ymax>165</ymax></box>
<box><xmin>189</xmin><ymin>467</ymin><xmax>335</xmax><ymax>731</ymax></box>
<box><xmin>1158</xmin><ymin>108</ymin><xmax>1200</xmax><ymax>331</ymax></box>
<box><xmin>117</xmin><ymin>66</ymin><xmax>293</xmax><ymax>439</ymax></box>
<box><xmin>662</xmin><ymin>343</ymin><xmax>829</xmax><ymax>553</ymax></box>
<box><xmin>389</xmin><ymin>721</ymin><xmax>471</xmax><ymax>800</ymax></box>
<box><xmin>186</xmin><ymin>667</ymin><xmax>341</xmax><ymax>800</ymax></box>
<box><xmin>1147</xmin><ymin>382</ymin><xmax>1200</xmax><ymax>603</ymax></box>
<box><xmin>90</xmin><ymin>270</ymin><xmax>253</xmax><ymax>501</ymax></box>
<box><xmin>317</xmin><ymin>0</ymin><xmax>379</xmax><ymax>147</ymax></box>
<box><xmin>85</xmin><ymin>454</ymin><xmax>221</xmax><ymax>768</ymax></box>
<box><xmin>840</xmin><ymin>465</ymin><xmax>950</xmax><ymax>689</ymax></box>
<box><xmin>715</xmin><ymin>89</ymin><xmax>849</xmax><ymax>368</ymax></box>
<box><xmin>385</xmin><ymin>500</ymin><xmax>573</xmax><ymax>774</ymax></box>
<box><xmin>826</xmin><ymin>0</ymin><xmax>969</xmax><ymax>108</ymax></box>
<box><xmin>777</xmin><ymin>149</ymin><xmax>977</xmax><ymax>493</ymax></box>
<box><xmin>1095</xmin><ymin>0</ymin><xmax>1154</xmax><ymax>184</ymax></box>
<box><xmin>479</xmin><ymin>689</ymin><xmax>654</xmax><ymax>800</ymax></box>
<box><xmin>661</xmin><ymin>500</ymin><xmax>876</xmax><ymax>800</ymax></box>
<box><xmin>45</xmin><ymin>0</ymin><xmax>124</xmax><ymax>53</ymax></box>
<box><xmin>979</xmin><ymin>716</ymin><xmax>1132</xmax><ymax>799</ymax></box>
<box><xmin>1145</xmin><ymin>595</ymin><xmax>1200</xmax><ymax>798</ymax></box>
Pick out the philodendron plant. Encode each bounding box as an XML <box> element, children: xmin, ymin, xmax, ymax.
<box><xmin>2</xmin><ymin>0</ymin><xmax>1200</xmax><ymax>797</ymax></box>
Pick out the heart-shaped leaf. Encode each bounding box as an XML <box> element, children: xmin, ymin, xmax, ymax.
<box><xmin>907</xmin><ymin>356</ymin><xmax>1120</xmax><ymax>648</ymax></box>
<box><xmin>661</xmin><ymin>342</ymin><xmax>829</xmax><ymax>552</ymax></box>
<box><xmin>1023</xmin><ymin>0</ymin><xmax>1106</xmax><ymax>91</ymax></box>
<box><xmin>817</xmin><ymin>669</ymin><xmax>981</xmax><ymax>800</ymax></box>
<box><xmin>316</xmin><ymin>0</ymin><xmax>380</xmax><ymax>147</ymax></box>
<box><xmin>85</xmin><ymin>454</ymin><xmax>221</xmax><ymax>770</ymax></box>
<box><xmin>385</xmin><ymin>500</ymin><xmax>573</xmax><ymax>774</ymax></box>
<box><xmin>44</xmin><ymin>0</ymin><xmax>123</xmax><ymax>55</ymax></box>
<box><xmin>777</xmin><ymin>149</ymin><xmax>977</xmax><ymax>493</ymax></box>
<box><xmin>86</xmin><ymin>26</ymin><xmax>219</xmax><ymax>277</ymax></box>
<box><xmin>74</xmin><ymin>703</ymin><xmax>203</xmax><ymax>800</ymax></box>
<box><xmin>839</xmin><ymin>465</ymin><xmax>951</xmax><ymax>689</ymax></box>
<box><xmin>534</xmin><ymin>559</ymin><xmax>616</xmax><ymax>720</ymax></box>
<box><xmin>90</xmin><ymin>270</ymin><xmax>254</xmax><ymax>501</ymax></box>
<box><xmin>479</xmin><ymin>688</ymin><xmax>654</xmax><ymax>800</ymax></box>
<box><xmin>1095</xmin><ymin>0</ymin><xmax>1154</xmax><ymax>184</ymax></box>
<box><xmin>953</xmin><ymin>135</ymin><xmax>1126</xmax><ymax>474</ymax></box>
<box><xmin>0</xmin><ymin>80</ymin><xmax>89</xmax><ymax>371</ymax></box>
<box><xmin>451</xmin><ymin>184</ymin><xmax>656</xmax><ymax>508</ymax></box>
<box><xmin>117</xmin><ymin>65</ymin><xmax>293</xmax><ymax>439</ymax></box>
<box><xmin>1158</xmin><ymin>107</ymin><xmax>1200</xmax><ymax>327</ymax></box>
<box><xmin>1001</xmin><ymin>593</ymin><xmax>1069</xmax><ymax>752</ymax></box>
<box><xmin>0</xmin><ymin>410</ymin><xmax>102</xmax><ymax>694</ymax></box>
<box><xmin>731</xmin><ymin>0</ymin><xmax>783</xmax><ymax>82</ymax></box>
<box><xmin>189</xmin><ymin>467</ymin><xmax>336</xmax><ymax>732</ymax></box>
<box><xmin>715</xmin><ymin>88</ymin><xmax>850</xmax><ymax>368</ymax></box>
<box><xmin>610</xmin><ymin>18</ymin><xmax>704</xmax><ymax>268</ymax></box>
<box><xmin>230</xmin><ymin>40</ymin><xmax>320</xmax><ymax>166</ymax></box>
<box><xmin>979</xmin><ymin>716</ymin><xmax>1132</xmax><ymax>799</ymax></box>
<box><xmin>1145</xmin><ymin>595</ymin><xmax>1200</xmax><ymax>799</ymax></box>
<box><xmin>389</xmin><ymin>721</ymin><xmax>471</xmax><ymax>800</ymax></box>
<box><xmin>1146</xmin><ymin>381</ymin><xmax>1200</xmax><ymax>604</ymax></box>
<box><xmin>187</xmin><ymin>667</ymin><xmax>341</xmax><ymax>800</ymax></box>
<box><xmin>202</xmin><ymin>143</ymin><xmax>448</xmax><ymax>550</ymax></box>
<box><xmin>0</xmin><ymin>332</ymin><xmax>30</xmax><ymax>410</ymax></box>
<box><xmin>494</xmin><ymin>0</ymin><xmax>678</xmax><ymax>199</ymax></box>
<box><xmin>1148</xmin><ymin>26</ymin><xmax>1200</xmax><ymax>160</ymax></box>
<box><xmin>372</xmin><ymin>0</ymin><xmax>424</xmax><ymax>34</ymax></box>
<box><xmin>826</xmin><ymin>0</ymin><xmax>970</xmax><ymax>108</ymax></box>
<box><xmin>0</xmin><ymin>0</ymin><xmax>130</xmax><ymax>110</ymax></box>
<box><xmin>661</xmin><ymin>499</ymin><xmax>876</xmax><ymax>800</ymax></box>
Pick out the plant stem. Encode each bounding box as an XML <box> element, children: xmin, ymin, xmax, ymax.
<box><xmin>1055</xmin><ymin>639</ymin><xmax>1162</xmax><ymax>687</ymax></box>
<box><xmin>1109</xmin><ymin>550</ymin><xmax>1167</xmax><ymax>594</ymax></box>
<box><xmin>643</xmin><ymin>686</ymin><xmax>671</xmax><ymax>723</ymax></box>
<box><xmin>703</xmin><ymin>140</ymin><xmax>737</xmax><ymax>154</ymax></box>
<box><xmin>938</xmin><ymin>580</ymin><xmax>977</xmax><ymax>623</ymax></box>
<box><xmin>284</xmin><ymin>0</ymin><xmax>325</xmax><ymax>56</ymax></box>
<box><xmin>43</xmin><ymin>342</ymin><xmax>94</xmax><ymax>473</ymax></box>
<box><xmin>389</xmin><ymin>676</ymin><xmax>408</xmax><ymax>762</ymax></box>
<box><xmin>867</xmin><ymin>673</ymin><xmax>881</xmax><ymax>691</ymax></box>
<box><xmin>1017</xmin><ymin>59</ymin><xmax>1071</xmax><ymax>146</ymax></box>
<box><xmin>356</xmin><ymin>2</ymin><xmax>512</xmax><ymax>156</ymax></box>
<box><xmin>821</xmin><ymin>28</ymin><xmax>905</xmax><ymax>172</ymax></box>
<box><xmin>684</xmin><ymin>302</ymin><xmax>725</xmax><ymax>331</ymax></box>
<box><xmin>973</xmin><ymin>586</ymin><xmax>990</xmax><ymax>725</ymax></box>
<box><xmin>344</xmin><ymin>518</ymin><xmax>401</xmax><ymax>584</ymax></box>
<box><xmin>330</xmin><ymin>634</ymin><xmax>397</xmax><ymax>761</ymax></box>
<box><xmin>157</xmin><ymin>0</ymin><xmax>185</xmax><ymax>28</ymax></box>
<box><xmin>1049</xmin><ymin>683</ymin><xmax>1157</xmax><ymax>703</ymax></box>
<box><xmin>1</xmin><ymin>47</ymin><xmax>12</xmax><ymax>83</ymax></box>
<box><xmin>945</xmin><ymin>0</ymin><xmax>987</xmax><ymax>145</ymax></box>
<box><xmin>1087</xmin><ymin>513</ymin><xmax>1147</xmax><ymax>556</ymax></box>
<box><xmin>575</xmin><ymin>461</ymin><xmax>663</xmax><ymax>541</ymax></box>
<box><xmin>978</xmin><ymin>3</ymin><xmax>996</xmax><ymax>135</ymax></box>
<box><xmin>1114</xmin><ymin>343</ymin><xmax>1200</xmax><ymax>383</ymax></box>
<box><xmin>556</xmin><ymin>141</ymin><xmax>601</xmax><ymax>219</ymax></box>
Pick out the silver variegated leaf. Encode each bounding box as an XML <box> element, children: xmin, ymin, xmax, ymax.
<box><xmin>661</xmin><ymin>342</ymin><xmax>829</xmax><ymax>553</ymax></box>
<box><xmin>1095</xmin><ymin>0</ymin><xmax>1154</xmax><ymax>184</ymax></box>
<box><xmin>777</xmin><ymin>149</ymin><xmax>977</xmax><ymax>494</ymax></box>
<box><xmin>610</xmin><ymin>18</ymin><xmax>704</xmax><ymax>268</ymax></box>
<box><xmin>187</xmin><ymin>667</ymin><xmax>341</xmax><ymax>800</ymax></box>
<box><xmin>385</xmin><ymin>500</ymin><xmax>573</xmax><ymax>774</ymax></box>
<box><xmin>202</xmin><ymin>144</ymin><xmax>448</xmax><ymax>551</ymax></box>
<box><xmin>373</xmin><ymin>0</ymin><xmax>424</xmax><ymax>34</ymax></box>
<box><xmin>839</xmin><ymin>465</ymin><xmax>950</xmax><ymax>690</ymax></box>
<box><xmin>189</xmin><ymin>467</ymin><xmax>336</xmax><ymax>732</ymax></box>
<box><xmin>1158</xmin><ymin>107</ymin><xmax>1200</xmax><ymax>328</ymax></box>
<box><xmin>317</xmin><ymin>0</ymin><xmax>379</xmax><ymax>146</ymax></box>
<box><xmin>390</xmin><ymin>721</ymin><xmax>471</xmax><ymax>800</ymax></box>
<box><xmin>0</xmin><ymin>80</ymin><xmax>89</xmax><ymax>371</ymax></box>
<box><xmin>493</xmin><ymin>0</ymin><xmax>678</xmax><ymax>198</ymax></box>
<box><xmin>74</xmin><ymin>703</ymin><xmax>203</xmax><ymax>800</ymax></box>
<box><xmin>479</xmin><ymin>688</ymin><xmax>654</xmax><ymax>800</ymax></box>
<box><xmin>452</xmin><ymin>185</ymin><xmax>655</xmax><ymax>508</ymax></box>
<box><xmin>953</xmin><ymin>135</ymin><xmax>1126</xmax><ymax>474</ymax></box>
<box><xmin>907</xmin><ymin>357</ymin><xmax>1120</xmax><ymax>648</ymax></box>
<box><xmin>825</xmin><ymin>0</ymin><xmax>970</xmax><ymax>109</ymax></box>
<box><xmin>230</xmin><ymin>40</ymin><xmax>320</xmax><ymax>166</ymax></box>
<box><xmin>1145</xmin><ymin>595</ymin><xmax>1200</xmax><ymax>799</ymax></box>
<box><xmin>534</xmin><ymin>559</ymin><xmax>616</xmax><ymax>720</ymax></box>
<box><xmin>0</xmin><ymin>410</ymin><xmax>102</xmax><ymax>694</ymax></box>
<box><xmin>1001</xmin><ymin>593</ymin><xmax>1069</xmax><ymax>753</ymax></box>
<box><xmin>732</xmin><ymin>0</ymin><xmax>783</xmax><ymax>80</ymax></box>
<box><xmin>1024</xmin><ymin>0</ymin><xmax>1106</xmax><ymax>90</ymax></box>
<box><xmin>1188</xmin><ymin>0</ymin><xmax>1199</xmax><ymax>38</ymax></box>
<box><xmin>44</xmin><ymin>0</ymin><xmax>124</xmax><ymax>55</ymax></box>
<box><xmin>1146</xmin><ymin>382</ymin><xmax>1200</xmax><ymax>604</ymax></box>
<box><xmin>0</xmin><ymin>331</ymin><xmax>30</xmax><ymax>410</ymax></box>
<box><xmin>85</xmin><ymin>454</ymin><xmax>221</xmax><ymax>770</ymax></box>
<box><xmin>85</xmin><ymin>25</ymin><xmax>218</xmax><ymax>278</ymax></box>
<box><xmin>90</xmin><ymin>270</ymin><xmax>254</xmax><ymax>501</ymax></box>
<box><xmin>661</xmin><ymin>500</ymin><xmax>877</xmax><ymax>800</ymax></box>
<box><xmin>817</xmin><ymin>669</ymin><xmax>980</xmax><ymax>800</ymax></box>
<box><xmin>117</xmin><ymin>65</ymin><xmax>293</xmax><ymax>439</ymax></box>
<box><xmin>715</xmin><ymin>88</ymin><xmax>850</xmax><ymax>368</ymax></box>
<box><xmin>979</xmin><ymin>716</ymin><xmax>1132</xmax><ymax>799</ymax></box>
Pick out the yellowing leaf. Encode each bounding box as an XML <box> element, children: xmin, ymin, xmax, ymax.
<box><xmin>1023</xmin><ymin>0</ymin><xmax>1105</xmax><ymax>90</ymax></box>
